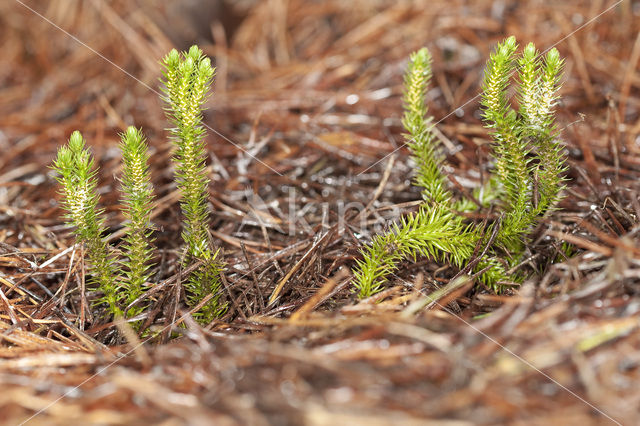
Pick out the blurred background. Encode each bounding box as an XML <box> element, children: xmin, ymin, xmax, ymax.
<box><xmin>2</xmin><ymin>0</ymin><xmax>638</xmax><ymax>179</ymax></box>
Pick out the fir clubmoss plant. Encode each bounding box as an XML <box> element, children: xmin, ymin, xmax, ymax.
<box><xmin>519</xmin><ymin>44</ymin><xmax>566</xmax><ymax>216</ymax></box>
<box><xmin>481</xmin><ymin>37</ymin><xmax>566</xmax><ymax>252</ymax></box>
<box><xmin>353</xmin><ymin>37</ymin><xmax>566</xmax><ymax>298</ymax></box>
<box><xmin>119</xmin><ymin>126</ymin><xmax>155</xmax><ymax>317</ymax></box>
<box><xmin>403</xmin><ymin>48</ymin><xmax>451</xmax><ymax>205</ymax></box>
<box><xmin>53</xmin><ymin>131</ymin><xmax>121</xmax><ymax>316</ymax></box>
<box><xmin>160</xmin><ymin>45</ymin><xmax>225</xmax><ymax>321</ymax></box>
<box><xmin>53</xmin><ymin>45</ymin><xmax>226</xmax><ymax>323</ymax></box>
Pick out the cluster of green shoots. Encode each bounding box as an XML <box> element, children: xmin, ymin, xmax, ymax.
<box><xmin>54</xmin><ymin>38</ymin><xmax>566</xmax><ymax>317</ymax></box>
<box><xmin>353</xmin><ymin>36</ymin><xmax>567</xmax><ymax>298</ymax></box>
<box><xmin>53</xmin><ymin>45</ymin><xmax>224</xmax><ymax>324</ymax></box>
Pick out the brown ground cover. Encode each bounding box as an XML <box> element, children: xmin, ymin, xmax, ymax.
<box><xmin>0</xmin><ymin>1</ymin><xmax>639</xmax><ymax>424</ymax></box>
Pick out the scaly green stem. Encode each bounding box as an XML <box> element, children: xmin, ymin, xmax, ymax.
<box><xmin>161</xmin><ymin>45</ymin><xmax>226</xmax><ymax>322</ymax></box>
<box><xmin>119</xmin><ymin>126</ymin><xmax>155</xmax><ymax>318</ymax></box>
<box><xmin>52</xmin><ymin>131</ymin><xmax>121</xmax><ymax>316</ymax></box>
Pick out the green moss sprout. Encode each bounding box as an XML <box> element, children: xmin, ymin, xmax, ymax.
<box><xmin>53</xmin><ymin>45</ymin><xmax>225</xmax><ymax>324</ymax></box>
<box><xmin>353</xmin><ymin>36</ymin><xmax>566</xmax><ymax>298</ymax></box>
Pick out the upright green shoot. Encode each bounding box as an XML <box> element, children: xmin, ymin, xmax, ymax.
<box><xmin>160</xmin><ymin>45</ymin><xmax>225</xmax><ymax>322</ymax></box>
<box><xmin>481</xmin><ymin>38</ymin><xmax>566</xmax><ymax>252</ymax></box>
<box><xmin>119</xmin><ymin>126</ymin><xmax>155</xmax><ymax>317</ymax></box>
<box><xmin>403</xmin><ymin>48</ymin><xmax>451</xmax><ymax>205</ymax></box>
<box><xmin>518</xmin><ymin>45</ymin><xmax>567</xmax><ymax>215</ymax></box>
<box><xmin>480</xmin><ymin>36</ymin><xmax>530</xmax><ymax>252</ymax></box>
<box><xmin>52</xmin><ymin>131</ymin><xmax>121</xmax><ymax>316</ymax></box>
